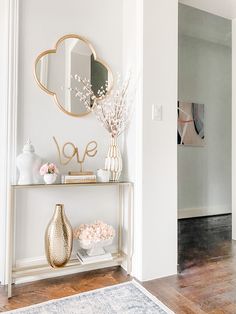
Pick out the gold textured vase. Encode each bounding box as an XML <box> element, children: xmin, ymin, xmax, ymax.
<box><xmin>45</xmin><ymin>204</ymin><xmax>73</xmax><ymax>268</ymax></box>
<box><xmin>105</xmin><ymin>136</ymin><xmax>122</xmax><ymax>181</ymax></box>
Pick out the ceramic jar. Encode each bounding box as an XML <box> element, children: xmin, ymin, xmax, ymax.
<box><xmin>16</xmin><ymin>140</ymin><xmax>42</xmax><ymax>185</ymax></box>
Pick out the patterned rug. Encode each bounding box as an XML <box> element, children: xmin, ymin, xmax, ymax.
<box><xmin>6</xmin><ymin>281</ymin><xmax>173</xmax><ymax>314</ymax></box>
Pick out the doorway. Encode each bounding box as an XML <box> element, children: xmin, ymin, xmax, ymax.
<box><xmin>178</xmin><ymin>3</ymin><xmax>232</xmax><ymax>271</ymax></box>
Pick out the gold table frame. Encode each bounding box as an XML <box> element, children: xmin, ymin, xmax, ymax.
<box><xmin>6</xmin><ymin>181</ymin><xmax>134</xmax><ymax>298</ymax></box>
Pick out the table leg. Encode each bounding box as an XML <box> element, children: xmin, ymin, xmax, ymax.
<box><xmin>118</xmin><ymin>184</ymin><xmax>123</xmax><ymax>255</ymax></box>
<box><xmin>127</xmin><ymin>183</ymin><xmax>133</xmax><ymax>275</ymax></box>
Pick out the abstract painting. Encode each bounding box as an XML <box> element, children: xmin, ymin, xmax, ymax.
<box><xmin>177</xmin><ymin>101</ymin><xmax>205</xmax><ymax>146</ymax></box>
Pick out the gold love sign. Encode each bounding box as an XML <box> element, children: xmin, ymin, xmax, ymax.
<box><xmin>53</xmin><ymin>137</ymin><xmax>97</xmax><ymax>173</ymax></box>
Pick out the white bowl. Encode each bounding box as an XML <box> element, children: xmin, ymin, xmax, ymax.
<box><xmin>78</xmin><ymin>238</ymin><xmax>113</xmax><ymax>256</ymax></box>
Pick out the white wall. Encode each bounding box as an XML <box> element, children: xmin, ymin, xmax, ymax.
<box><xmin>15</xmin><ymin>0</ymin><xmax>123</xmax><ymax>268</ymax></box>
<box><xmin>178</xmin><ymin>5</ymin><xmax>232</xmax><ymax>218</ymax></box>
<box><xmin>141</xmin><ymin>0</ymin><xmax>178</xmax><ymax>280</ymax></box>
<box><xmin>123</xmin><ymin>0</ymin><xmax>178</xmax><ymax>281</ymax></box>
<box><xmin>1</xmin><ymin>0</ymin><xmax>179</xmax><ymax>283</ymax></box>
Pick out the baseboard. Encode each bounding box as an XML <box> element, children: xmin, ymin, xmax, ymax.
<box><xmin>14</xmin><ymin>254</ymin><xmax>127</xmax><ymax>285</ymax></box>
<box><xmin>15</xmin><ymin>255</ymin><xmax>76</xmax><ymax>284</ymax></box>
<box><xmin>15</xmin><ymin>255</ymin><xmax>50</xmax><ymax>269</ymax></box>
<box><xmin>178</xmin><ymin>207</ymin><xmax>231</xmax><ymax>219</ymax></box>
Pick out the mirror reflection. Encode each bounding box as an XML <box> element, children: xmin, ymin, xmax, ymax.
<box><xmin>35</xmin><ymin>35</ymin><xmax>113</xmax><ymax>117</ymax></box>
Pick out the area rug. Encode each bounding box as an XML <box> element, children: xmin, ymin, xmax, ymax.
<box><xmin>6</xmin><ymin>280</ymin><xmax>173</xmax><ymax>314</ymax></box>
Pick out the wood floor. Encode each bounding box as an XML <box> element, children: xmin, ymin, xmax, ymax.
<box><xmin>178</xmin><ymin>214</ymin><xmax>232</xmax><ymax>271</ymax></box>
<box><xmin>1</xmin><ymin>241</ymin><xmax>236</xmax><ymax>313</ymax></box>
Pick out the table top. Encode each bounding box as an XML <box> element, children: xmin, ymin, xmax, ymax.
<box><xmin>11</xmin><ymin>181</ymin><xmax>133</xmax><ymax>189</ymax></box>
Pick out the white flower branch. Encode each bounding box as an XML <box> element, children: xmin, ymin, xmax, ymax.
<box><xmin>70</xmin><ymin>74</ymin><xmax>133</xmax><ymax>138</ymax></box>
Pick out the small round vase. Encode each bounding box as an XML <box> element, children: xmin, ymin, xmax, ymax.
<box><xmin>44</xmin><ymin>173</ymin><xmax>57</xmax><ymax>184</ymax></box>
<box><xmin>105</xmin><ymin>136</ymin><xmax>122</xmax><ymax>181</ymax></box>
<box><xmin>96</xmin><ymin>169</ymin><xmax>110</xmax><ymax>182</ymax></box>
<box><xmin>45</xmin><ymin>204</ymin><xmax>73</xmax><ymax>268</ymax></box>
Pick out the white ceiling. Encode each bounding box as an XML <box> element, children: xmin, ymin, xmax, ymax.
<box><xmin>179</xmin><ymin>0</ymin><xmax>236</xmax><ymax>20</ymax></box>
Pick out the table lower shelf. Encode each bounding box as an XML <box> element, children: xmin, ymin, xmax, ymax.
<box><xmin>12</xmin><ymin>252</ymin><xmax>126</xmax><ymax>279</ymax></box>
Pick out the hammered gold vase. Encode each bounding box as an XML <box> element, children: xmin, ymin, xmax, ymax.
<box><xmin>45</xmin><ymin>204</ymin><xmax>73</xmax><ymax>268</ymax></box>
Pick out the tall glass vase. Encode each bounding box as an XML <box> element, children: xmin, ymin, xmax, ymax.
<box><xmin>45</xmin><ymin>204</ymin><xmax>73</xmax><ymax>268</ymax></box>
<box><xmin>105</xmin><ymin>136</ymin><xmax>122</xmax><ymax>181</ymax></box>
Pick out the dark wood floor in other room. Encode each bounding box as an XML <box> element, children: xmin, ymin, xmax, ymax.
<box><xmin>178</xmin><ymin>214</ymin><xmax>232</xmax><ymax>272</ymax></box>
<box><xmin>1</xmin><ymin>241</ymin><xmax>236</xmax><ymax>313</ymax></box>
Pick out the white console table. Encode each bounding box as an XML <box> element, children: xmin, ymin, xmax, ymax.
<box><xmin>6</xmin><ymin>181</ymin><xmax>134</xmax><ymax>298</ymax></box>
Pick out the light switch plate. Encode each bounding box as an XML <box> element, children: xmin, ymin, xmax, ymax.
<box><xmin>152</xmin><ymin>104</ymin><xmax>163</xmax><ymax>121</ymax></box>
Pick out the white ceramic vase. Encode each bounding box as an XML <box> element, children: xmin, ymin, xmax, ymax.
<box><xmin>105</xmin><ymin>136</ymin><xmax>122</xmax><ymax>181</ymax></box>
<box><xmin>16</xmin><ymin>140</ymin><xmax>42</xmax><ymax>185</ymax></box>
<box><xmin>44</xmin><ymin>173</ymin><xmax>57</xmax><ymax>184</ymax></box>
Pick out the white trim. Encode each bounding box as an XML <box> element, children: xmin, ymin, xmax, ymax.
<box><xmin>232</xmin><ymin>19</ymin><xmax>236</xmax><ymax>240</ymax></box>
<box><xmin>178</xmin><ymin>207</ymin><xmax>231</xmax><ymax>219</ymax></box>
<box><xmin>5</xmin><ymin>280</ymin><xmax>174</xmax><ymax>314</ymax></box>
<box><xmin>0</xmin><ymin>0</ymin><xmax>9</xmax><ymax>285</ymax></box>
<box><xmin>122</xmin><ymin>0</ymin><xmax>144</xmax><ymax>281</ymax></box>
<box><xmin>133</xmin><ymin>0</ymin><xmax>144</xmax><ymax>281</ymax></box>
<box><xmin>0</xmin><ymin>0</ymin><xmax>19</xmax><ymax>284</ymax></box>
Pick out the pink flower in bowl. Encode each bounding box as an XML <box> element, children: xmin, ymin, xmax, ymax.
<box><xmin>40</xmin><ymin>162</ymin><xmax>59</xmax><ymax>184</ymax></box>
<box><xmin>40</xmin><ymin>162</ymin><xmax>59</xmax><ymax>175</ymax></box>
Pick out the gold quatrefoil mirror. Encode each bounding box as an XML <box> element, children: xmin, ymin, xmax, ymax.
<box><xmin>34</xmin><ymin>34</ymin><xmax>113</xmax><ymax>117</ymax></box>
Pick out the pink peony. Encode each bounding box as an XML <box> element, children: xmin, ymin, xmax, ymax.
<box><xmin>73</xmin><ymin>220</ymin><xmax>115</xmax><ymax>244</ymax></box>
<box><xmin>40</xmin><ymin>162</ymin><xmax>59</xmax><ymax>175</ymax></box>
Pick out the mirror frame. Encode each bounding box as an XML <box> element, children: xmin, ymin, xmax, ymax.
<box><xmin>34</xmin><ymin>34</ymin><xmax>113</xmax><ymax>118</ymax></box>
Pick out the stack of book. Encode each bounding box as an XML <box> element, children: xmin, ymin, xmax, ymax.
<box><xmin>76</xmin><ymin>249</ymin><xmax>112</xmax><ymax>264</ymax></box>
<box><xmin>62</xmin><ymin>172</ymin><xmax>96</xmax><ymax>184</ymax></box>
